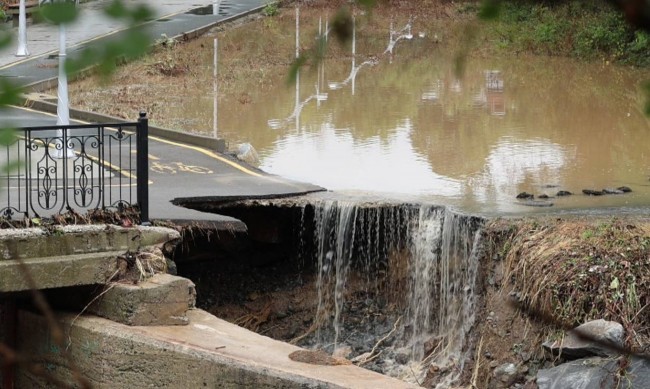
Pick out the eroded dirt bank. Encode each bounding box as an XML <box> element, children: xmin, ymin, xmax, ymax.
<box><xmin>173</xmin><ymin>197</ymin><xmax>650</xmax><ymax>388</ymax></box>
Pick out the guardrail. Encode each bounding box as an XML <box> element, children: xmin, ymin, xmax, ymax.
<box><xmin>0</xmin><ymin>112</ymin><xmax>149</xmax><ymax>224</ymax></box>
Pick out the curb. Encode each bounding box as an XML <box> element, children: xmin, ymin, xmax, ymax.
<box><xmin>24</xmin><ymin>98</ymin><xmax>227</xmax><ymax>151</ymax></box>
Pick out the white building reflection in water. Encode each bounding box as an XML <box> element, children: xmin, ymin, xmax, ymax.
<box><xmin>468</xmin><ymin>137</ymin><xmax>576</xmax><ymax>212</ymax></box>
<box><xmin>262</xmin><ymin>119</ymin><xmax>462</xmax><ymax>197</ymax></box>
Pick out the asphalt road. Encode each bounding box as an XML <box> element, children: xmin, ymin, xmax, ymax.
<box><xmin>1</xmin><ymin>105</ymin><xmax>324</xmax><ymax>224</ymax></box>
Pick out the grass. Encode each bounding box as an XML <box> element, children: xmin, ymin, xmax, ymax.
<box><xmin>485</xmin><ymin>0</ymin><xmax>650</xmax><ymax>66</ymax></box>
<box><xmin>486</xmin><ymin>217</ymin><xmax>650</xmax><ymax>353</ymax></box>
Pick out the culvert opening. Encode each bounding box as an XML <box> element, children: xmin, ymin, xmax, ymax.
<box><xmin>174</xmin><ymin>198</ymin><xmax>485</xmax><ymax>386</ymax></box>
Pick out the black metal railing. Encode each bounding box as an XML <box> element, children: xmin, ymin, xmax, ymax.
<box><xmin>0</xmin><ymin>112</ymin><xmax>149</xmax><ymax>224</ymax></box>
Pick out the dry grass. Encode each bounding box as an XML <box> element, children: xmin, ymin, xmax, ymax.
<box><xmin>486</xmin><ymin>217</ymin><xmax>650</xmax><ymax>352</ymax></box>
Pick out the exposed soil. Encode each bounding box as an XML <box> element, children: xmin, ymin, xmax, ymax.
<box><xmin>176</xmin><ymin>213</ymin><xmax>650</xmax><ymax>388</ymax></box>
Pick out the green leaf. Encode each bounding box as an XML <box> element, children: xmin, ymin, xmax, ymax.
<box><xmin>609</xmin><ymin>276</ymin><xmax>619</xmax><ymax>290</ymax></box>
<box><xmin>0</xmin><ymin>79</ymin><xmax>24</xmax><ymax>107</ymax></box>
<box><xmin>643</xmin><ymin>81</ymin><xmax>650</xmax><ymax>116</ymax></box>
<box><xmin>356</xmin><ymin>0</ymin><xmax>376</xmax><ymax>10</ymax></box>
<box><xmin>104</xmin><ymin>0</ymin><xmax>128</xmax><ymax>19</ymax></box>
<box><xmin>0</xmin><ymin>128</ymin><xmax>16</xmax><ymax>146</ymax></box>
<box><xmin>287</xmin><ymin>55</ymin><xmax>307</xmax><ymax>85</ymax></box>
<box><xmin>40</xmin><ymin>2</ymin><xmax>79</xmax><ymax>25</ymax></box>
<box><xmin>331</xmin><ymin>7</ymin><xmax>353</xmax><ymax>44</ymax></box>
<box><xmin>479</xmin><ymin>0</ymin><xmax>501</xmax><ymax>21</ymax></box>
<box><xmin>2</xmin><ymin>160</ymin><xmax>22</xmax><ymax>174</ymax></box>
<box><xmin>130</xmin><ymin>5</ymin><xmax>155</xmax><ymax>23</ymax></box>
<box><xmin>0</xmin><ymin>28</ymin><xmax>12</xmax><ymax>49</ymax></box>
<box><xmin>120</xmin><ymin>29</ymin><xmax>151</xmax><ymax>59</ymax></box>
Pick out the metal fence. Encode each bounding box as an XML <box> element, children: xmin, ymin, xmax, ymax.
<box><xmin>0</xmin><ymin>113</ymin><xmax>149</xmax><ymax>224</ymax></box>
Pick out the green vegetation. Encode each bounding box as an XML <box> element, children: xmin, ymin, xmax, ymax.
<box><xmin>262</xmin><ymin>1</ymin><xmax>279</xmax><ymax>17</ymax></box>
<box><xmin>486</xmin><ymin>1</ymin><xmax>650</xmax><ymax>66</ymax></box>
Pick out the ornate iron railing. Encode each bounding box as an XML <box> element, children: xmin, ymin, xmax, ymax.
<box><xmin>0</xmin><ymin>112</ymin><xmax>149</xmax><ymax>224</ymax></box>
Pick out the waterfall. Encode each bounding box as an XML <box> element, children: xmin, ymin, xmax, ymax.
<box><xmin>302</xmin><ymin>200</ymin><xmax>483</xmax><ymax>385</ymax></box>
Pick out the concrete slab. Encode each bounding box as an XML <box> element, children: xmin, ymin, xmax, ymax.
<box><xmin>0</xmin><ymin>250</ymin><xmax>121</xmax><ymax>292</ymax></box>
<box><xmin>87</xmin><ymin>274</ymin><xmax>196</xmax><ymax>326</ymax></box>
<box><xmin>14</xmin><ymin>309</ymin><xmax>419</xmax><ymax>389</ymax></box>
<box><xmin>0</xmin><ymin>225</ymin><xmax>180</xmax><ymax>260</ymax></box>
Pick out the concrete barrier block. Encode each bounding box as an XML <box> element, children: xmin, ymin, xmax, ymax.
<box><xmin>87</xmin><ymin>274</ymin><xmax>196</xmax><ymax>326</ymax></box>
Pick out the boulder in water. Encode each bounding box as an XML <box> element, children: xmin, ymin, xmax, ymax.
<box><xmin>582</xmin><ymin>189</ymin><xmax>604</xmax><ymax>196</ymax></box>
<box><xmin>235</xmin><ymin>143</ymin><xmax>260</xmax><ymax>166</ymax></box>
<box><xmin>516</xmin><ymin>192</ymin><xmax>534</xmax><ymax>199</ymax></box>
<box><xmin>556</xmin><ymin>190</ymin><xmax>572</xmax><ymax>197</ymax></box>
<box><xmin>617</xmin><ymin>186</ymin><xmax>632</xmax><ymax>193</ymax></box>
<box><xmin>602</xmin><ymin>188</ymin><xmax>624</xmax><ymax>194</ymax></box>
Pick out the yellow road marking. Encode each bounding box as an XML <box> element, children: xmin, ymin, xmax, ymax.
<box><xmin>11</xmin><ymin>105</ymin><xmax>263</xmax><ymax>177</ymax></box>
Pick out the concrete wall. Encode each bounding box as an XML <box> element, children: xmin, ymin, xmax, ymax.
<box><xmin>13</xmin><ymin>309</ymin><xmax>417</xmax><ymax>389</ymax></box>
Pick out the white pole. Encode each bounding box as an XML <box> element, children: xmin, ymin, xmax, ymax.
<box><xmin>16</xmin><ymin>0</ymin><xmax>30</xmax><ymax>57</ymax></box>
<box><xmin>352</xmin><ymin>16</ymin><xmax>356</xmax><ymax>95</ymax></box>
<box><xmin>213</xmin><ymin>38</ymin><xmax>218</xmax><ymax>139</ymax></box>
<box><xmin>55</xmin><ymin>23</ymin><xmax>74</xmax><ymax>158</ymax></box>
<box><xmin>317</xmin><ymin>16</ymin><xmax>322</xmax><ymax>107</ymax></box>
<box><xmin>295</xmin><ymin>7</ymin><xmax>300</xmax><ymax>130</ymax></box>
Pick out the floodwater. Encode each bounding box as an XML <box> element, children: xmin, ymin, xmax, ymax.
<box><xmin>179</xmin><ymin>13</ymin><xmax>650</xmax><ymax>215</ymax></box>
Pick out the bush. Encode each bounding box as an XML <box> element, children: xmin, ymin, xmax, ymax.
<box><xmin>262</xmin><ymin>1</ymin><xmax>279</xmax><ymax>17</ymax></box>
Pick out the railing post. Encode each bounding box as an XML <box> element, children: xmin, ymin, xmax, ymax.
<box><xmin>136</xmin><ymin>112</ymin><xmax>150</xmax><ymax>225</ymax></box>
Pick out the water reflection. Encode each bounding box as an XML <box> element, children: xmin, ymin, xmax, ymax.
<box><xmin>261</xmin><ymin>120</ymin><xmax>462</xmax><ymax>196</ymax></box>
<box><xmin>189</xmin><ymin>11</ymin><xmax>650</xmax><ymax>214</ymax></box>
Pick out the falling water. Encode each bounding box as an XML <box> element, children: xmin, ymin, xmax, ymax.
<box><xmin>302</xmin><ymin>200</ymin><xmax>483</xmax><ymax>385</ymax></box>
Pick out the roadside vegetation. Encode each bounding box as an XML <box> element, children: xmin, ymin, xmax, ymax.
<box><xmin>478</xmin><ymin>0</ymin><xmax>650</xmax><ymax>66</ymax></box>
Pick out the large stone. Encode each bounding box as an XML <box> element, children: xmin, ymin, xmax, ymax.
<box><xmin>87</xmin><ymin>274</ymin><xmax>196</xmax><ymax>326</ymax></box>
<box><xmin>543</xmin><ymin>319</ymin><xmax>624</xmax><ymax>359</ymax></box>
<box><xmin>493</xmin><ymin>362</ymin><xmax>520</xmax><ymax>388</ymax></box>
<box><xmin>537</xmin><ymin>356</ymin><xmax>650</xmax><ymax>389</ymax></box>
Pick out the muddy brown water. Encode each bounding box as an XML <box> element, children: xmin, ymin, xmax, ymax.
<box><xmin>167</xmin><ymin>11</ymin><xmax>650</xmax><ymax>215</ymax></box>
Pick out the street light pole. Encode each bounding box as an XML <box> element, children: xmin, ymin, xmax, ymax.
<box><xmin>55</xmin><ymin>21</ymin><xmax>74</xmax><ymax>158</ymax></box>
<box><xmin>16</xmin><ymin>0</ymin><xmax>30</xmax><ymax>57</ymax></box>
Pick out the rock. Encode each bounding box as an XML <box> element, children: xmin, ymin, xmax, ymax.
<box><xmin>235</xmin><ymin>143</ymin><xmax>260</xmax><ymax>165</ymax></box>
<box><xmin>543</xmin><ymin>319</ymin><xmax>624</xmax><ymax>359</ymax></box>
<box><xmin>538</xmin><ymin>194</ymin><xmax>550</xmax><ymax>199</ymax></box>
<box><xmin>332</xmin><ymin>345</ymin><xmax>352</xmax><ymax>359</ymax></box>
<box><xmin>537</xmin><ymin>356</ymin><xmax>650</xmax><ymax>389</ymax></box>
<box><xmin>617</xmin><ymin>186</ymin><xmax>632</xmax><ymax>193</ymax></box>
<box><xmin>493</xmin><ymin>363</ymin><xmax>520</xmax><ymax>387</ymax></box>
<box><xmin>556</xmin><ymin>190</ymin><xmax>572</xmax><ymax>196</ymax></box>
<box><xmin>516</xmin><ymin>192</ymin><xmax>534</xmax><ymax>199</ymax></box>
<box><xmin>582</xmin><ymin>189</ymin><xmax>604</xmax><ymax>196</ymax></box>
<box><xmin>394</xmin><ymin>352</ymin><xmax>410</xmax><ymax>365</ymax></box>
<box><xmin>518</xmin><ymin>199</ymin><xmax>554</xmax><ymax>207</ymax></box>
<box><xmin>602</xmin><ymin>188</ymin><xmax>624</xmax><ymax>194</ymax></box>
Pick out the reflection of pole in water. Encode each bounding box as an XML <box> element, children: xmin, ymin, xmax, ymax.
<box><xmin>384</xmin><ymin>18</ymin><xmax>413</xmax><ymax>60</ymax></box>
<box><xmin>267</xmin><ymin>10</ymin><xmax>328</xmax><ymax>130</ymax></box>
<box><xmin>351</xmin><ymin>16</ymin><xmax>356</xmax><ymax>95</ymax></box>
<box><xmin>213</xmin><ymin>38</ymin><xmax>218</xmax><ymax>139</ymax></box>
<box><xmin>328</xmin><ymin>17</ymin><xmax>376</xmax><ymax>93</ymax></box>
<box><xmin>295</xmin><ymin>7</ymin><xmax>300</xmax><ymax>130</ymax></box>
<box><xmin>212</xmin><ymin>0</ymin><xmax>220</xmax><ymax>16</ymax></box>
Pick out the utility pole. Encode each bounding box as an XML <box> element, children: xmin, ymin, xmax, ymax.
<box><xmin>16</xmin><ymin>0</ymin><xmax>30</xmax><ymax>57</ymax></box>
<box><xmin>54</xmin><ymin>2</ymin><xmax>74</xmax><ymax>159</ymax></box>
